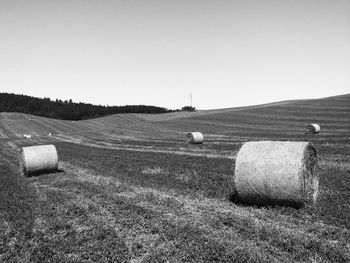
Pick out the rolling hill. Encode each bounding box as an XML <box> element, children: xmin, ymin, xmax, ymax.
<box><xmin>0</xmin><ymin>94</ymin><xmax>349</xmax><ymax>262</ymax></box>
<box><xmin>1</xmin><ymin>94</ymin><xmax>349</xmax><ymax>141</ymax></box>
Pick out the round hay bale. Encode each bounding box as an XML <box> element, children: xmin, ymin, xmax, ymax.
<box><xmin>306</xmin><ymin>123</ymin><xmax>321</xmax><ymax>134</ymax></box>
<box><xmin>234</xmin><ymin>141</ymin><xmax>318</xmax><ymax>207</ymax></box>
<box><xmin>20</xmin><ymin>144</ymin><xmax>59</xmax><ymax>176</ymax></box>
<box><xmin>186</xmin><ymin>132</ymin><xmax>203</xmax><ymax>144</ymax></box>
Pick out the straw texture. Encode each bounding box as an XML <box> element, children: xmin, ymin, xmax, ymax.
<box><xmin>186</xmin><ymin>132</ymin><xmax>204</xmax><ymax>144</ymax></box>
<box><xmin>234</xmin><ymin>141</ymin><xmax>318</xmax><ymax>207</ymax></box>
<box><xmin>21</xmin><ymin>144</ymin><xmax>59</xmax><ymax>176</ymax></box>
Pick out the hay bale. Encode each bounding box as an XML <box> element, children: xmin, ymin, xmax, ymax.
<box><xmin>234</xmin><ymin>141</ymin><xmax>318</xmax><ymax>207</ymax></box>
<box><xmin>20</xmin><ymin>144</ymin><xmax>59</xmax><ymax>176</ymax></box>
<box><xmin>186</xmin><ymin>132</ymin><xmax>203</xmax><ymax>144</ymax></box>
<box><xmin>306</xmin><ymin>123</ymin><xmax>321</xmax><ymax>134</ymax></box>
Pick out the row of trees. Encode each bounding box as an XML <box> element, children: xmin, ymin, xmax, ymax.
<box><xmin>0</xmin><ymin>93</ymin><xmax>175</xmax><ymax>120</ymax></box>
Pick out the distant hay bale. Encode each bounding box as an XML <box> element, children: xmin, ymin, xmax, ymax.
<box><xmin>186</xmin><ymin>132</ymin><xmax>204</xmax><ymax>144</ymax></box>
<box><xmin>306</xmin><ymin>124</ymin><xmax>321</xmax><ymax>134</ymax></box>
<box><xmin>234</xmin><ymin>141</ymin><xmax>318</xmax><ymax>207</ymax></box>
<box><xmin>23</xmin><ymin>134</ymin><xmax>32</xmax><ymax>139</ymax></box>
<box><xmin>20</xmin><ymin>144</ymin><xmax>59</xmax><ymax>176</ymax></box>
<box><xmin>48</xmin><ymin>132</ymin><xmax>53</xmax><ymax>136</ymax></box>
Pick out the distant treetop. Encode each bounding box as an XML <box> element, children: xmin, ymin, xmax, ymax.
<box><xmin>181</xmin><ymin>106</ymin><xmax>196</xmax><ymax>112</ymax></box>
<box><xmin>0</xmin><ymin>93</ymin><xmax>174</xmax><ymax>120</ymax></box>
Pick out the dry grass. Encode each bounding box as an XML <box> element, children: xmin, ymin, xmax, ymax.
<box><xmin>0</xmin><ymin>94</ymin><xmax>349</xmax><ymax>262</ymax></box>
<box><xmin>1</xmin><ymin>142</ymin><xmax>349</xmax><ymax>262</ymax></box>
<box><xmin>8</xmin><ymin>142</ymin><xmax>346</xmax><ymax>262</ymax></box>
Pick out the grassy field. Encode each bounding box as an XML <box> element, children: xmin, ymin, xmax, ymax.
<box><xmin>0</xmin><ymin>94</ymin><xmax>349</xmax><ymax>262</ymax></box>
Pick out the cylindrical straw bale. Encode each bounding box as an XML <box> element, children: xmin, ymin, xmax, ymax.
<box><xmin>234</xmin><ymin>141</ymin><xmax>318</xmax><ymax>207</ymax></box>
<box><xmin>20</xmin><ymin>144</ymin><xmax>59</xmax><ymax>176</ymax></box>
<box><xmin>186</xmin><ymin>132</ymin><xmax>204</xmax><ymax>144</ymax></box>
<box><xmin>307</xmin><ymin>124</ymin><xmax>320</xmax><ymax>134</ymax></box>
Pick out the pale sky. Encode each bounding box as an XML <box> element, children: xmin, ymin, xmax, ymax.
<box><xmin>0</xmin><ymin>0</ymin><xmax>349</xmax><ymax>110</ymax></box>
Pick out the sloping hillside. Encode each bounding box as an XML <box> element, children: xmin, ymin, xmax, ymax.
<box><xmin>1</xmin><ymin>94</ymin><xmax>349</xmax><ymax>159</ymax></box>
<box><xmin>1</xmin><ymin>94</ymin><xmax>349</xmax><ymax>142</ymax></box>
<box><xmin>1</xmin><ymin>94</ymin><xmax>350</xmax><ymax>262</ymax></box>
<box><xmin>152</xmin><ymin>94</ymin><xmax>350</xmax><ymax>143</ymax></box>
<box><xmin>0</xmin><ymin>112</ymin><xmax>156</xmax><ymax>139</ymax></box>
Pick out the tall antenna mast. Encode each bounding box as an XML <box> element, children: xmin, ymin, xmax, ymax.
<box><xmin>190</xmin><ymin>92</ymin><xmax>192</xmax><ymax>107</ymax></box>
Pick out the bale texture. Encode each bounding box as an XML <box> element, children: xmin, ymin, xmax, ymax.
<box><xmin>307</xmin><ymin>124</ymin><xmax>321</xmax><ymax>134</ymax></box>
<box><xmin>186</xmin><ymin>132</ymin><xmax>204</xmax><ymax>144</ymax></box>
<box><xmin>234</xmin><ymin>141</ymin><xmax>318</xmax><ymax>207</ymax></box>
<box><xmin>21</xmin><ymin>144</ymin><xmax>59</xmax><ymax>176</ymax></box>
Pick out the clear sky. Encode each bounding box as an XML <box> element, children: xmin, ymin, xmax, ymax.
<box><xmin>1</xmin><ymin>0</ymin><xmax>349</xmax><ymax>110</ymax></box>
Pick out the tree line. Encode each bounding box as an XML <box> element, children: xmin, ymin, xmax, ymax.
<box><xmin>0</xmin><ymin>93</ymin><xmax>176</xmax><ymax>120</ymax></box>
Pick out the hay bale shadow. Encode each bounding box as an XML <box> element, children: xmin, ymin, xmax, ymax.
<box><xmin>26</xmin><ymin>168</ymin><xmax>64</xmax><ymax>177</ymax></box>
<box><xmin>228</xmin><ymin>191</ymin><xmax>303</xmax><ymax>209</ymax></box>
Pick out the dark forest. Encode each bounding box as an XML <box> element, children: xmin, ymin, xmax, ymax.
<box><xmin>0</xmin><ymin>93</ymin><xmax>174</xmax><ymax>120</ymax></box>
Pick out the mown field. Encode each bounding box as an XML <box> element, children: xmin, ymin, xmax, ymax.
<box><xmin>0</xmin><ymin>94</ymin><xmax>350</xmax><ymax>262</ymax></box>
